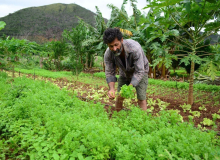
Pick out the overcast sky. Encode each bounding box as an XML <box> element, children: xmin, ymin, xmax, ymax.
<box><xmin>0</xmin><ymin>0</ymin><xmax>148</xmax><ymax>19</ymax></box>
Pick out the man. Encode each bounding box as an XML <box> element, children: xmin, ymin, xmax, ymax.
<box><xmin>103</xmin><ymin>28</ymin><xmax>149</xmax><ymax>111</ymax></box>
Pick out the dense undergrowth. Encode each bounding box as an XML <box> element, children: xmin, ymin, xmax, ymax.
<box><xmin>0</xmin><ymin>71</ymin><xmax>220</xmax><ymax>159</ymax></box>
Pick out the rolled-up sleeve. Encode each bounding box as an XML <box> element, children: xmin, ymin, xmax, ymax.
<box><xmin>104</xmin><ymin>50</ymin><xmax>117</xmax><ymax>84</ymax></box>
<box><xmin>130</xmin><ymin>49</ymin><xmax>145</xmax><ymax>87</ymax></box>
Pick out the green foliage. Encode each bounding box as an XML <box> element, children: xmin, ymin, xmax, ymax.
<box><xmin>148</xmin><ymin>78</ymin><xmax>220</xmax><ymax>92</ymax></box>
<box><xmin>199</xmin><ymin>105</ymin><xmax>207</xmax><ymax>111</ymax></box>
<box><xmin>200</xmin><ymin>58</ymin><xmax>220</xmax><ymax>81</ymax></box>
<box><xmin>51</xmin><ymin>39</ymin><xmax>68</xmax><ymax>70</ymax></box>
<box><xmin>81</xmin><ymin>6</ymin><xmax>110</xmax><ymax>60</ymax></box>
<box><xmin>61</xmin><ymin>57</ymin><xmax>74</xmax><ymax>70</ymax></box>
<box><xmin>190</xmin><ymin>111</ymin><xmax>201</xmax><ymax>118</ymax></box>
<box><xmin>93</xmin><ymin>72</ymin><xmax>119</xmax><ymax>79</ymax></box>
<box><xmin>120</xmin><ymin>84</ymin><xmax>135</xmax><ymax>99</ymax></box>
<box><xmin>0</xmin><ymin>21</ymin><xmax>6</xmax><ymax>31</ymax></box>
<box><xmin>145</xmin><ymin>0</ymin><xmax>220</xmax><ymax>105</ymax></box>
<box><xmin>212</xmin><ymin>113</ymin><xmax>220</xmax><ymax>121</ymax></box>
<box><xmin>63</xmin><ymin>20</ymin><xmax>88</xmax><ymax>74</ymax></box>
<box><xmin>0</xmin><ymin>37</ymin><xmax>41</xmax><ymax>70</ymax></box>
<box><xmin>14</xmin><ymin>68</ymin><xmax>72</xmax><ymax>78</ymax></box>
<box><xmin>0</xmin><ymin>74</ymin><xmax>219</xmax><ymax>159</ymax></box>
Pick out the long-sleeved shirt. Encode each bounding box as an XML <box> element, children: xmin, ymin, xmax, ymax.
<box><xmin>104</xmin><ymin>39</ymin><xmax>149</xmax><ymax>87</ymax></box>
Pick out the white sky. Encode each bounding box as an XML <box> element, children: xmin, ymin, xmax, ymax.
<box><xmin>0</xmin><ymin>0</ymin><xmax>148</xmax><ymax>19</ymax></box>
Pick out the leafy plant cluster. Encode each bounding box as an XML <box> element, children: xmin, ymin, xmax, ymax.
<box><xmin>120</xmin><ymin>84</ymin><xmax>136</xmax><ymax>99</ymax></box>
<box><xmin>0</xmin><ymin>72</ymin><xmax>220</xmax><ymax>159</ymax></box>
<box><xmin>93</xmin><ymin>72</ymin><xmax>119</xmax><ymax>79</ymax></box>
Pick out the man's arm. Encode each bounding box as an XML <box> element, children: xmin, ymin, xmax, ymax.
<box><xmin>104</xmin><ymin>49</ymin><xmax>117</xmax><ymax>84</ymax></box>
<box><xmin>130</xmin><ymin>48</ymin><xmax>146</xmax><ymax>87</ymax></box>
<box><xmin>104</xmin><ymin>49</ymin><xmax>117</xmax><ymax>99</ymax></box>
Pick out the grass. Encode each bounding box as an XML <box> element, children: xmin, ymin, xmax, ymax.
<box><xmin>169</xmin><ymin>69</ymin><xmax>188</xmax><ymax>78</ymax></box>
<box><xmin>14</xmin><ymin>67</ymin><xmax>73</xmax><ymax>78</ymax></box>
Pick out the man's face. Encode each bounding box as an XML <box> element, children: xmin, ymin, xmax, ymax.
<box><xmin>107</xmin><ymin>38</ymin><xmax>123</xmax><ymax>56</ymax></box>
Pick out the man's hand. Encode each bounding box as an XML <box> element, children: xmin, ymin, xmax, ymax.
<box><xmin>107</xmin><ymin>82</ymin><xmax>115</xmax><ymax>99</ymax></box>
<box><xmin>108</xmin><ymin>90</ymin><xmax>115</xmax><ymax>99</ymax></box>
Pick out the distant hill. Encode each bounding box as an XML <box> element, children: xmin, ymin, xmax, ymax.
<box><xmin>204</xmin><ymin>33</ymin><xmax>220</xmax><ymax>44</ymax></box>
<box><xmin>0</xmin><ymin>3</ymin><xmax>107</xmax><ymax>43</ymax></box>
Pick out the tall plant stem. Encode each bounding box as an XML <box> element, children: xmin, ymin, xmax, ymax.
<box><xmin>187</xmin><ymin>48</ymin><xmax>196</xmax><ymax>105</ymax></box>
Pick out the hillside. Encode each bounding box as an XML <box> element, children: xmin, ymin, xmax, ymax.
<box><xmin>0</xmin><ymin>3</ymin><xmax>106</xmax><ymax>42</ymax></box>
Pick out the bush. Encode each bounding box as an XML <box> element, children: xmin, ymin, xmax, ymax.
<box><xmin>61</xmin><ymin>58</ymin><xmax>74</xmax><ymax>70</ymax></box>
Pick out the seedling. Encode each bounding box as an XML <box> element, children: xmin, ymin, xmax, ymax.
<box><xmin>214</xmin><ymin>101</ymin><xmax>219</xmax><ymax>106</ymax></box>
<box><xmin>157</xmin><ymin>98</ymin><xmax>169</xmax><ymax>110</ymax></box>
<box><xmin>147</xmin><ymin>98</ymin><xmax>157</xmax><ymax>106</ymax></box>
<box><xmin>188</xmin><ymin>115</ymin><xmax>194</xmax><ymax>123</ymax></box>
<box><xmin>189</xmin><ymin>111</ymin><xmax>201</xmax><ymax>118</ymax></box>
<box><xmin>212</xmin><ymin>113</ymin><xmax>220</xmax><ymax>121</ymax></box>
<box><xmin>180</xmin><ymin>103</ymin><xmax>191</xmax><ymax>112</ymax></box>
<box><xmin>201</xmin><ymin>118</ymin><xmax>214</xmax><ymax>126</ymax></box>
<box><xmin>199</xmin><ymin>105</ymin><xmax>207</xmax><ymax>111</ymax></box>
<box><xmin>147</xmin><ymin>106</ymin><xmax>154</xmax><ymax>112</ymax></box>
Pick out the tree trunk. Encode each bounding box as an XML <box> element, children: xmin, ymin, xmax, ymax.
<box><xmin>56</xmin><ymin>60</ymin><xmax>59</xmax><ymax>71</ymax></box>
<box><xmin>149</xmin><ymin>67</ymin><xmax>153</xmax><ymax>78</ymax></box>
<box><xmin>40</xmin><ymin>57</ymin><xmax>43</xmax><ymax>68</ymax></box>
<box><xmin>12</xmin><ymin>65</ymin><xmax>15</xmax><ymax>78</ymax></box>
<box><xmin>187</xmin><ymin>61</ymin><xmax>195</xmax><ymax>105</ymax></box>
<box><xmin>103</xmin><ymin>54</ymin><xmax>105</xmax><ymax>72</ymax></box>
<box><xmin>90</xmin><ymin>55</ymin><xmax>93</xmax><ymax>68</ymax></box>
<box><xmin>76</xmin><ymin>67</ymin><xmax>78</xmax><ymax>76</ymax></box>
<box><xmin>153</xmin><ymin>68</ymin><xmax>156</xmax><ymax>79</ymax></box>
<box><xmin>162</xmin><ymin>64</ymin><xmax>166</xmax><ymax>79</ymax></box>
<box><xmin>85</xmin><ymin>52</ymin><xmax>88</xmax><ymax>68</ymax></box>
<box><xmin>80</xmin><ymin>55</ymin><xmax>83</xmax><ymax>64</ymax></box>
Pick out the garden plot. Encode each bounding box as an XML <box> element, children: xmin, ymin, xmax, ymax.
<box><xmin>4</xmin><ymin>70</ymin><xmax>220</xmax><ymax>133</ymax></box>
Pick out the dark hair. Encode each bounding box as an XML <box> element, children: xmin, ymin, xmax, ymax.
<box><xmin>103</xmin><ymin>28</ymin><xmax>123</xmax><ymax>44</ymax></box>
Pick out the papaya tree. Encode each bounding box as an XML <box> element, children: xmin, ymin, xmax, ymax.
<box><xmin>51</xmin><ymin>39</ymin><xmax>68</xmax><ymax>71</ymax></box>
<box><xmin>145</xmin><ymin>0</ymin><xmax>220</xmax><ymax>105</ymax></box>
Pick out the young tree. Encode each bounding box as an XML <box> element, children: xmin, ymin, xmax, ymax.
<box><xmin>51</xmin><ymin>39</ymin><xmax>68</xmax><ymax>71</ymax></box>
<box><xmin>63</xmin><ymin>20</ymin><xmax>87</xmax><ymax>75</ymax></box>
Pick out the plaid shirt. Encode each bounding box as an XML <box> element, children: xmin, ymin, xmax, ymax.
<box><xmin>104</xmin><ymin>39</ymin><xmax>149</xmax><ymax>87</ymax></box>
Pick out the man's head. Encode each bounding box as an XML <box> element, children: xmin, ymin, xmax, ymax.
<box><xmin>103</xmin><ymin>28</ymin><xmax>123</xmax><ymax>56</ymax></box>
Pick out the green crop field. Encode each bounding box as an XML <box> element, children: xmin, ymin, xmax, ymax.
<box><xmin>0</xmin><ymin>71</ymin><xmax>220</xmax><ymax>159</ymax></box>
